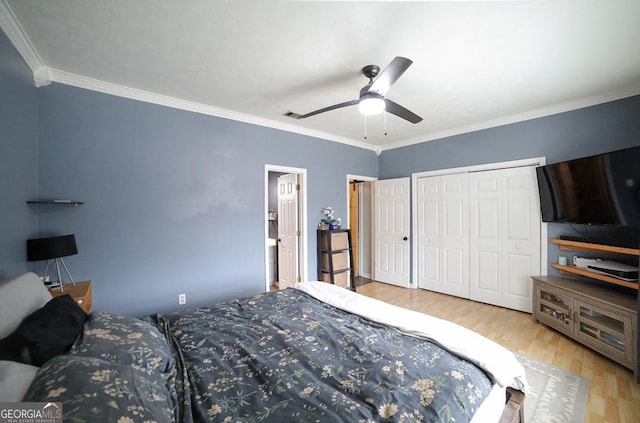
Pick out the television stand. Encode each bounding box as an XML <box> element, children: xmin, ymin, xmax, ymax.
<box><xmin>532</xmin><ymin>276</ymin><xmax>637</xmax><ymax>378</ymax></box>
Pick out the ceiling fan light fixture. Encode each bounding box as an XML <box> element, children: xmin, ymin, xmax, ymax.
<box><xmin>358</xmin><ymin>93</ymin><xmax>385</xmax><ymax>115</ymax></box>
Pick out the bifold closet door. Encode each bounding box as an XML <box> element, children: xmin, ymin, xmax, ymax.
<box><xmin>469</xmin><ymin>166</ymin><xmax>540</xmax><ymax>313</ymax></box>
<box><xmin>416</xmin><ymin>173</ymin><xmax>469</xmax><ymax>298</ymax></box>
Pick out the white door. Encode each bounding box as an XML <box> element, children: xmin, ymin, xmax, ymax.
<box><xmin>277</xmin><ymin>174</ymin><xmax>299</xmax><ymax>289</ymax></box>
<box><xmin>373</xmin><ymin>178</ymin><xmax>410</xmax><ymax>287</ymax></box>
<box><xmin>417</xmin><ymin>174</ymin><xmax>469</xmax><ymax>298</ymax></box>
<box><xmin>469</xmin><ymin>166</ymin><xmax>540</xmax><ymax>312</ymax></box>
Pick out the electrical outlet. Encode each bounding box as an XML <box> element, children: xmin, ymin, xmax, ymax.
<box><xmin>178</xmin><ymin>293</ymin><xmax>186</xmax><ymax>305</ymax></box>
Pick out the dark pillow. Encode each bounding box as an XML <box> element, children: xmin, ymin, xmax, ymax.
<box><xmin>0</xmin><ymin>294</ymin><xmax>87</xmax><ymax>366</ymax></box>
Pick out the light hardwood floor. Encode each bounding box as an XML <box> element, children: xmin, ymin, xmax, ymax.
<box><xmin>355</xmin><ymin>282</ymin><xmax>640</xmax><ymax>423</ymax></box>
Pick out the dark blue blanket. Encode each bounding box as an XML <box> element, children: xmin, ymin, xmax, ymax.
<box><xmin>26</xmin><ymin>288</ymin><xmax>493</xmax><ymax>422</ymax></box>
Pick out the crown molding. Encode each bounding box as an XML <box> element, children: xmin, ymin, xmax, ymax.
<box><xmin>0</xmin><ymin>0</ymin><xmax>49</xmax><ymax>86</ymax></box>
<box><xmin>47</xmin><ymin>68</ymin><xmax>377</xmax><ymax>152</ymax></box>
<box><xmin>380</xmin><ymin>84</ymin><xmax>640</xmax><ymax>152</ymax></box>
<box><xmin>0</xmin><ymin>1</ymin><xmax>373</xmax><ymax>150</ymax></box>
<box><xmin>2</xmin><ymin>0</ymin><xmax>636</xmax><ymax>154</ymax></box>
<box><xmin>44</xmin><ymin>67</ymin><xmax>640</xmax><ymax>154</ymax></box>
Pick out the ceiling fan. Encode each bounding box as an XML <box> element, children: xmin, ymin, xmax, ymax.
<box><xmin>285</xmin><ymin>56</ymin><xmax>422</xmax><ymax>124</ymax></box>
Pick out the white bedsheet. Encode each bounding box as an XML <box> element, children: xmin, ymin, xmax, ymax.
<box><xmin>295</xmin><ymin>281</ymin><xmax>528</xmax><ymax>393</ymax></box>
<box><xmin>470</xmin><ymin>384</ymin><xmax>507</xmax><ymax>423</ymax></box>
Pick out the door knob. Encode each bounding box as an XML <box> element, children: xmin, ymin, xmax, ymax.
<box><xmin>403</xmin><ymin>237</ymin><xmax>408</xmax><ymax>241</ymax></box>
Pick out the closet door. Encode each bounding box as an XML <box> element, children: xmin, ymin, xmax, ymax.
<box><xmin>417</xmin><ymin>174</ymin><xmax>469</xmax><ymax>298</ymax></box>
<box><xmin>469</xmin><ymin>166</ymin><xmax>540</xmax><ymax>312</ymax></box>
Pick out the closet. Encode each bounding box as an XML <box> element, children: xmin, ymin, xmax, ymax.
<box><xmin>416</xmin><ymin>165</ymin><xmax>541</xmax><ymax>312</ymax></box>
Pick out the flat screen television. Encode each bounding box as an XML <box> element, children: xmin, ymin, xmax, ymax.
<box><xmin>536</xmin><ymin>146</ymin><xmax>640</xmax><ymax>228</ymax></box>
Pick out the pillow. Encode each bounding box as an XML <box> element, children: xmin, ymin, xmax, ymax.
<box><xmin>24</xmin><ymin>355</ymin><xmax>175</xmax><ymax>423</ymax></box>
<box><xmin>0</xmin><ymin>272</ymin><xmax>52</xmax><ymax>339</ymax></box>
<box><xmin>0</xmin><ymin>294</ymin><xmax>87</xmax><ymax>366</ymax></box>
<box><xmin>0</xmin><ymin>360</ymin><xmax>39</xmax><ymax>402</ymax></box>
<box><xmin>71</xmin><ymin>311</ymin><xmax>174</xmax><ymax>374</ymax></box>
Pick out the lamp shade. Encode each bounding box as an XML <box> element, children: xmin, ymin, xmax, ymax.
<box><xmin>27</xmin><ymin>235</ymin><xmax>78</xmax><ymax>261</ymax></box>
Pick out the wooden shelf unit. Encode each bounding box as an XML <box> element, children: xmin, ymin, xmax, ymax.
<box><xmin>549</xmin><ymin>238</ymin><xmax>639</xmax><ymax>290</ymax></box>
<box><xmin>317</xmin><ymin>229</ymin><xmax>355</xmax><ymax>290</ymax></box>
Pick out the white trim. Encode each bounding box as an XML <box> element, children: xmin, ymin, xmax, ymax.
<box><xmin>42</xmin><ymin>69</ymin><xmax>640</xmax><ymax>154</ymax></box>
<box><xmin>4</xmin><ymin>0</ymin><xmax>637</xmax><ymax>152</ymax></box>
<box><xmin>346</xmin><ymin>175</ymin><xmax>378</xmax><ymax>281</ymax></box>
<box><xmin>0</xmin><ymin>0</ymin><xmax>49</xmax><ymax>86</ymax></box>
<box><xmin>410</xmin><ymin>157</ymin><xmax>547</xmax><ymax>288</ymax></box>
<box><xmin>47</xmin><ymin>69</ymin><xmax>640</xmax><ymax>153</ymax></box>
<box><xmin>380</xmin><ymin>85</ymin><xmax>640</xmax><ymax>152</ymax></box>
<box><xmin>345</xmin><ymin>174</ymin><xmax>378</xmax><ymax>228</ymax></box>
<box><xmin>357</xmin><ymin>184</ymin><xmax>374</xmax><ymax>280</ymax></box>
<box><xmin>412</xmin><ymin>157</ymin><xmax>545</xmax><ymax>180</ymax></box>
<box><xmin>53</xmin><ymin>68</ymin><xmax>640</xmax><ymax>156</ymax></box>
<box><xmin>43</xmin><ymin>69</ymin><xmax>640</xmax><ymax>152</ymax></box>
<box><xmin>46</xmin><ymin>69</ymin><xmax>379</xmax><ymax>152</ymax></box>
<box><xmin>264</xmin><ymin>165</ymin><xmax>308</xmax><ymax>292</ymax></box>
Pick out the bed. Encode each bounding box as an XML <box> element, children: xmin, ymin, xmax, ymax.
<box><xmin>0</xmin><ymin>272</ymin><xmax>527</xmax><ymax>422</ymax></box>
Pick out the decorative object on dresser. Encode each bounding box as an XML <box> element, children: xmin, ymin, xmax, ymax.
<box><xmin>50</xmin><ymin>281</ymin><xmax>93</xmax><ymax>314</ymax></box>
<box><xmin>26</xmin><ymin>234</ymin><xmax>79</xmax><ymax>291</ymax></box>
<box><xmin>319</xmin><ymin>205</ymin><xmax>341</xmax><ymax>230</ymax></box>
<box><xmin>317</xmin><ymin>228</ymin><xmax>355</xmax><ymax>290</ymax></box>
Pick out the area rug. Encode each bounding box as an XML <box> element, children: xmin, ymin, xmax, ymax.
<box><xmin>515</xmin><ymin>352</ymin><xmax>590</xmax><ymax>423</ymax></box>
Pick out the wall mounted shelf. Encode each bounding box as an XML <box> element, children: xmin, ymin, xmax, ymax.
<box><xmin>27</xmin><ymin>200</ymin><xmax>84</xmax><ymax>206</ymax></box>
<box><xmin>549</xmin><ymin>238</ymin><xmax>639</xmax><ymax>290</ymax></box>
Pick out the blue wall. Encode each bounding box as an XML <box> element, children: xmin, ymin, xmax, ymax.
<box><xmin>35</xmin><ymin>83</ymin><xmax>378</xmax><ymax>316</ymax></box>
<box><xmin>0</xmin><ymin>30</ymin><xmax>39</xmax><ymax>280</ymax></box>
<box><xmin>3</xmin><ymin>27</ymin><xmax>639</xmax><ymax>314</ymax></box>
<box><xmin>379</xmin><ymin>95</ymin><xmax>640</xmax><ymax>278</ymax></box>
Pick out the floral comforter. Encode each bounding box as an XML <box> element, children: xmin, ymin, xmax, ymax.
<box><xmin>25</xmin><ymin>287</ymin><xmax>495</xmax><ymax>422</ymax></box>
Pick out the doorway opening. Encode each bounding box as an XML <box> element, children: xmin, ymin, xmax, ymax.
<box><xmin>265</xmin><ymin>165</ymin><xmax>307</xmax><ymax>292</ymax></box>
<box><xmin>346</xmin><ymin>175</ymin><xmax>377</xmax><ymax>284</ymax></box>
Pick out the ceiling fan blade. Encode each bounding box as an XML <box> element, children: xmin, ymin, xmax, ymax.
<box><xmin>368</xmin><ymin>56</ymin><xmax>413</xmax><ymax>96</ymax></box>
<box><xmin>285</xmin><ymin>99</ymin><xmax>358</xmax><ymax>119</ymax></box>
<box><xmin>385</xmin><ymin>99</ymin><xmax>423</xmax><ymax>124</ymax></box>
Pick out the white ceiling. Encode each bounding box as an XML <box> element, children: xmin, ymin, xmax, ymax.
<box><xmin>3</xmin><ymin>0</ymin><xmax>640</xmax><ymax>152</ymax></box>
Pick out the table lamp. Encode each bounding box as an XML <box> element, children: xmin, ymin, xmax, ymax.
<box><xmin>27</xmin><ymin>234</ymin><xmax>78</xmax><ymax>291</ymax></box>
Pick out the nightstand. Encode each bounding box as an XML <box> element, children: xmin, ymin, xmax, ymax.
<box><xmin>50</xmin><ymin>280</ymin><xmax>93</xmax><ymax>314</ymax></box>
